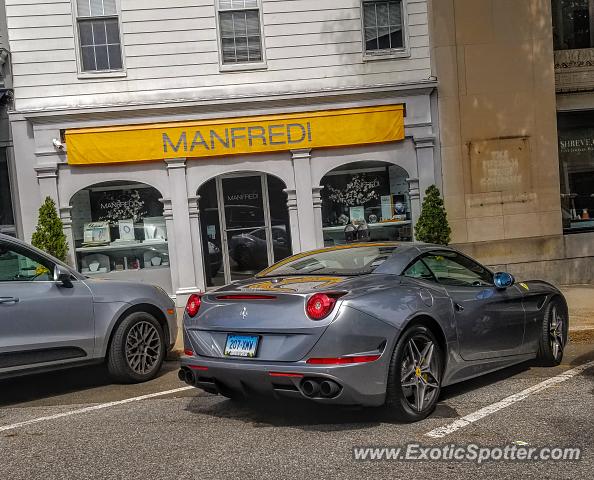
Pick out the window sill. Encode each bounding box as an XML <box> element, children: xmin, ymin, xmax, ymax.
<box><xmin>77</xmin><ymin>70</ymin><xmax>127</xmax><ymax>80</ymax></box>
<box><xmin>363</xmin><ymin>50</ymin><xmax>411</xmax><ymax>62</ymax></box>
<box><xmin>219</xmin><ymin>62</ymin><xmax>268</xmax><ymax>73</ymax></box>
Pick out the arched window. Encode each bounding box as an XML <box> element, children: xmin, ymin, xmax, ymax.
<box><xmin>320</xmin><ymin>161</ymin><xmax>412</xmax><ymax>245</ymax></box>
<box><xmin>70</xmin><ymin>181</ymin><xmax>172</xmax><ymax>293</ymax></box>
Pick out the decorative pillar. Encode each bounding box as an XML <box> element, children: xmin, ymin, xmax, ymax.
<box><xmin>290</xmin><ymin>149</ymin><xmax>317</xmax><ymax>252</ymax></box>
<box><xmin>59</xmin><ymin>205</ymin><xmax>76</xmax><ymax>268</ymax></box>
<box><xmin>34</xmin><ymin>164</ymin><xmax>59</xmax><ymax>204</ymax></box>
<box><xmin>160</xmin><ymin>198</ymin><xmax>178</xmax><ymax>295</ymax></box>
<box><xmin>312</xmin><ymin>185</ymin><xmax>325</xmax><ymax>248</ymax></box>
<box><xmin>164</xmin><ymin>158</ymin><xmax>199</xmax><ymax>303</ymax></box>
<box><xmin>413</xmin><ymin>136</ymin><xmax>437</xmax><ymax>200</ymax></box>
<box><xmin>188</xmin><ymin>195</ymin><xmax>206</xmax><ymax>292</ymax></box>
<box><xmin>283</xmin><ymin>188</ymin><xmax>301</xmax><ymax>253</ymax></box>
<box><xmin>407</xmin><ymin>177</ymin><xmax>421</xmax><ymax>240</ymax></box>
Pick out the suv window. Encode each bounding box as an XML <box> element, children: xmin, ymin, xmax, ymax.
<box><xmin>0</xmin><ymin>242</ymin><xmax>54</xmax><ymax>282</ymax></box>
<box><xmin>422</xmin><ymin>251</ymin><xmax>493</xmax><ymax>287</ymax></box>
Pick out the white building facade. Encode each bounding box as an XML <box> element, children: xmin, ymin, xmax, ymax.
<box><xmin>6</xmin><ymin>0</ymin><xmax>438</xmax><ymax>304</ymax></box>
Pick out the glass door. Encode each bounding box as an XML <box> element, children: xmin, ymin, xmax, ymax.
<box><xmin>217</xmin><ymin>174</ymin><xmax>274</xmax><ymax>283</ymax></box>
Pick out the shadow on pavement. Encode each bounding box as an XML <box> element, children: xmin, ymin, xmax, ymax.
<box><xmin>185</xmin><ymin>362</ymin><xmax>541</xmax><ymax>430</ymax></box>
<box><xmin>0</xmin><ymin>360</ymin><xmax>179</xmax><ymax>407</ymax></box>
<box><xmin>438</xmin><ymin>362</ymin><xmax>531</xmax><ymax>401</ymax></box>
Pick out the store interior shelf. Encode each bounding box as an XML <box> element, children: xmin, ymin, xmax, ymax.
<box><xmin>322</xmin><ymin>221</ymin><xmax>411</xmax><ymax>232</ymax></box>
<box><xmin>75</xmin><ymin>241</ymin><xmax>168</xmax><ymax>253</ymax></box>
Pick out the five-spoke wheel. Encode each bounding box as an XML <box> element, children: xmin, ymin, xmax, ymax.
<box><xmin>386</xmin><ymin>325</ymin><xmax>443</xmax><ymax>422</ymax></box>
<box><xmin>537</xmin><ymin>299</ymin><xmax>568</xmax><ymax>366</ymax></box>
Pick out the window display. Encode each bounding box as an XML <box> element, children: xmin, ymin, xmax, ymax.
<box><xmin>320</xmin><ymin>161</ymin><xmax>412</xmax><ymax>245</ymax></box>
<box><xmin>553</xmin><ymin>0</ymin><xmax>594</xmax><ymax>50</ymax></box>
<box><xmin>70</xmin><ymin>181</ymin><xmax>172</xmax><ymax>292</ymax></box>
<box><xmin>558</xmin><ymin>111</ymin><xmax>594</xmax><ymax>233</ymax></box>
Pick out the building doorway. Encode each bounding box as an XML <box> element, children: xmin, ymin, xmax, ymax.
<box><xmin>198</xmin><ymin>173</ymin><xmax>292</xmax><ymax>287</ymax></box>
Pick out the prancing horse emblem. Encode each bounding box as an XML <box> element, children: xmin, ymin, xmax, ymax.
<box><xmin>240</xmin><ymin>307</ymin><xmax>248</xmax><ymax>319</ymax></box>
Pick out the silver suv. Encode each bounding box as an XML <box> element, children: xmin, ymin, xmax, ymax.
<box><xmin>0</xmin><ymin>234</ymin><xmax>177</xmax><ymax>383</ymax></box>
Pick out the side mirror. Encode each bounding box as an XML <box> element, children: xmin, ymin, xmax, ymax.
<box><xmin>54</xmin><ymin>264</ymin><xmax>73</xmax><ymax>288</ymax></box>
<box><xmin>493</xmin><ymin>271</ymin><xmax>515</xmax><ymax>290</ymax></box>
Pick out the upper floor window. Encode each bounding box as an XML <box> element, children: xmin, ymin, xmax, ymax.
<box><xmin>362</xmin><ymin>0</ymin><xmax>406</xmax><ymax>56</ymax></box>
<box><xmin>552</xmin><ymin>0</ymin><xmax>594</xmax><ymax>50</ymax></box>
<box><xmin>76</xmin><ymin>0</ymin><xmax>123</xmax><ymax>72</ymax></box>
<box><xmin>217</xmin><ymin>0</ymin><xmax>264</xmax><ymax>65</ymax></box>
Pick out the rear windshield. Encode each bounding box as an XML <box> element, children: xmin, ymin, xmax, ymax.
<box><xmin>257</xmin><ymin>245</ymin><xmax>398</xmax><ymax>277</ymax></box>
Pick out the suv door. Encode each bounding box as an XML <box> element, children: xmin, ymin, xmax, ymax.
<box><xmin>0</xmin><ymin>240</ymin><xmax>94</xmax><ymax>373</ymax></box>
<box><xmin>420</xmin><ymin>251</ymin><xmax>526</xmax><ymax>361</ymax></box>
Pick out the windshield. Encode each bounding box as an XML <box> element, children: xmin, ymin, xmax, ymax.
<box><xmin>257</xmin><ymin>244</ymin><xmax>398</xmax><ymax>277</ymax></box>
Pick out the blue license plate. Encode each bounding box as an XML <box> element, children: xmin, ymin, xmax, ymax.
<box><xmin>224</xmin><ymin>334</ymin><xmax>259</xmax><ymax>358</ymax></box>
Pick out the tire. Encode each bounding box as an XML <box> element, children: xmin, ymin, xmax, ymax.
<box><xmin>107</xmin><ymin>311</ymin><xmax>166</xmax><ymax>383</ymax></box>
<box><xmin>385</xmin><ymin>325</ymin><xmax>443</xmax><ymax>422</ymax></box>
<box><xmin>536</xmin><ymin>299</ymin><xmax>568</xmax><ymax>367</ymax></box>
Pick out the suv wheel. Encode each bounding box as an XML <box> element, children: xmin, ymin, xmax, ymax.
<box><xmin>107</xmin><ymin>312</ymin><xmax>165</xmax><ymax>383</ymax></box>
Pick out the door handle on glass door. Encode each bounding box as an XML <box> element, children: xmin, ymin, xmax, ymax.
<box><xmin>0</xmin><ymin>297</ymin><xmax>19</xmax><ymax>304</ymax></box>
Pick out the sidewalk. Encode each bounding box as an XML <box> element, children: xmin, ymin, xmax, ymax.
<box><xmin>561</xmin><ymin>285</ymin><xmax>594</xmax><ymax>342</ymax></box>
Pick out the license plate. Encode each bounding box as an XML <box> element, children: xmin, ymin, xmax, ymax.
<box><xmin>224</xmin><ymin>334</ymin><xmax>259</xmax><ymax>358</ymax></box>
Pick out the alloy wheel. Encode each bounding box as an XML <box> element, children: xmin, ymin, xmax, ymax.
<box><xmin>400</xmin><ymin>335</ymin><xmax>440</xmax><ymax>412</ymax></box>
<box><xmin>125</xmin><ymin>321</ymin><xmax>162</xmax><ymax>375</ymax></box>
<box><xmin>550</xmin><ymin>305</ymin><xmax>565</xmax><ymax>360</ymax></box>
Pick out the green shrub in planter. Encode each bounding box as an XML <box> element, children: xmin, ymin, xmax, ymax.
<box><xmin>414</xmin><ymin>185</ymin><xmax>451</xmax><ymax>246</ymax></box>
<box><xmin>31</xmin><ymin>196</ymin><xmax>69</xmax><ymax>262</ymax></box>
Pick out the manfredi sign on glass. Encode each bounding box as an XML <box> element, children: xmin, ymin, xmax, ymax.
<box><xmin>65</xmin><ymin>105</ymin><xmax>405</xmax><ymax>165</ymax></box>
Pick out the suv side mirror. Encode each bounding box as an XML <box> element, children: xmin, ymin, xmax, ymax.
<box><xmin>493</xmin><ymin>272</ymin><xmax>515</xmax><ymax>290</ymax></box>
<box><xmin>54</xmin><ymin>264</ymin><xmax>73</xmax><ymax>288</ymax></box>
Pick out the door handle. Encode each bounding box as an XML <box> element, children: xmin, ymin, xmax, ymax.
<box><xmin>454</xmin><ymin>302</ymin><xmax>464</xmax><ymax>312</ymax></box>
<box><xmin>0</xmin><ymin>297</ymin><xmax>19</xmax><ymax>304</ymax></box>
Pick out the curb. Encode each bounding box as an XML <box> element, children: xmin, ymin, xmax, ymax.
<box><xmin>569</xmin><ymin>329</ymin><xmax>594</xmax><ymax>344</ymax></box>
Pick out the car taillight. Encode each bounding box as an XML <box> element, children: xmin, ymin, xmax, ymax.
<box><xmin>186</xmin><ymin>293</ymin><xmax>202</xmax><ymax>318</ymax></box>
<box><xmin>306</xmin><ymin>293</ymin><xmax>337</xmax><ymax>320</ymax></box>
<box><xmin>306</xmin><ymin>355</ymin><xmax>381</xmax><ymax>365</ymax></box>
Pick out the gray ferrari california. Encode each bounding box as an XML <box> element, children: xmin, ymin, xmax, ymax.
<box><xmin>179</xmin><ymin>242</ymin><xmax>568</xmax><ymax>422</ymax></box>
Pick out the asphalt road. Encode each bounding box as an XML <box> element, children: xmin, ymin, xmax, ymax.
<box><xmin>0</xmin><ymin>342</ymin><xmax>593</xmax><ymax>480</ymax></box>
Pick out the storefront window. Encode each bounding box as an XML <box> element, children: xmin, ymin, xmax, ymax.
<box><xmin>552</xmin><ymin>0</ymin><xmax>594</xmax><ymax>50</ymax></box>
<box><xmin>320</xmin><ymin>161</ymin><xmax>412</xmax><ymax>245</ymax></box>
<box><xmin>70</xmin><ymin>181</ymin><xmax>172</xmax><ymax>292</ymax></box>
<box><xmin>198</xmin><ymin>173</ymin><xmax>292</xmax><ymax>287</ymax></box>
<box><xmin>558</xmin><ymin>111</ymin><xmax>594</xmax><ymax>233</ymax></box>
<box><xmin>0</xmin><ymin>147</ymin><xmax>15</xmax><ymax>236</ymax></box>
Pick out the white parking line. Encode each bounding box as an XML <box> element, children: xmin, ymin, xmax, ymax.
<box><xmin>0</xmin><ymin>386</ymin><xmax>194</xmax><ymax>433</ymax></box>
<box><xmin>425</xmin><ymin>360</ymin><xmax>594</xmax><ymax>438</ymax></box>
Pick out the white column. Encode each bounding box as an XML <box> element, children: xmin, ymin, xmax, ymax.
<box><xmin>59</xmin><ymin>205</ymin><xmax>76</xmax><ymax>268</ymax></box>
<box><xmin>160</xmin><ymin>198</ymin><xmax>178</xmax><ymax>294</ymax></box>
<box><xmin>283</xmin><ymin>188</ymin><xmax>301</xmax><ymax>253</ymax></box>
<box><xmin>312</xmin><ymin>185</ymin><xmax>325</xmax><ymax>248</ymax></box>
<box><xmin>188</xmin><ymin>195</ymin><xmax>206</xmax><ymax>292</ymax></box>
<box><xmin>291</xmin><ymin>149</ymin><xmax>317</xmax><ymax>252</ymax></box>
<box><xmin>164</xmin><ymin>159</ymin><xmax>199</xmax><ymax>304</ymax></box>
<box><xmin>34</xmin><ymin>164</ymin><xmax>59</xmax><ymax>204</ymax></box>
<box><xmin>414</xmin><ymin>136</ymin><xmax>437</xmax><ymax>201</ymax></box>
<box><xmin>407</xmin><ymin>177</ymin><xmax>421</xmax><ymax>240</ymax></box>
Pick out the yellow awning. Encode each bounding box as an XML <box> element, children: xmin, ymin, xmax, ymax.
<box><xmin>65</xmin><ymin>104</ymin><xmax>405</xmax><ymax>166</ymax></box>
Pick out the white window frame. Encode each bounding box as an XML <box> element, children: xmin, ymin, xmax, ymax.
<box><xmin>361</xmin><ymin>0</ymin><xmax>410</xmax><ymax>61</ymax></box>
<box><xmin>71</xmin><ymin>0</ymin><xmax>127</xmax><ymax>78</ymax></box>
<box><xmin>215</xmin><ymin>0</ymin><xmax>268</xmax><ymax>72</ymax></box>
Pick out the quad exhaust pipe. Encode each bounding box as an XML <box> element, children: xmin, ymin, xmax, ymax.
<box><xmin>300</xmin><ymin>379</ymin><xmax>341</xmax><ymax>398</ymax></box>
<box><xmin>178</xmin><ymin>367</ymin><xmax>196</xmax><ymax>386</ymax></box>
<box><xmin>319</xmin><ymin>380</ymin><xmax>340</xmax><ymax>398</ymax></box>
<box><xmin>301</xmin><ymin>379</ymin><xmax>320</xmax><ymax>397</ymax></box>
